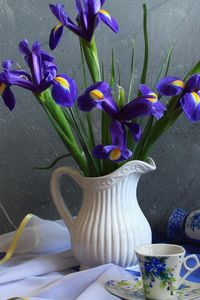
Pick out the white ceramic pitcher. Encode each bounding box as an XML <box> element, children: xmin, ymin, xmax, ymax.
<box><xmin>50</xmin><ymin>158</ymin><xmax>156</xmax><ymax>268</ymax></box>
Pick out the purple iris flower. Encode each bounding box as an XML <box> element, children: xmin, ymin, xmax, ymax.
<box><xmin>0</xmin><ymin>40</ymin><xmax>78</xmax><ymax>110</ymax></box>
<box><xmin>49</xmin><ymin>1</ymin><xmax>119</xmax><ymax>50</ymax></box>
<box><xmin>78</xmin><ymin>83</ymin><xmax>166</xmax><ymax>120</ymax></box>
<box><xmin>77</xmin><ymin>81</ymin><xmax>119</xmax><ymax>116</ymax></box>
<box><xmin>78</xmin><ymin>82</ymin><xmax>166</xmax><ymax>144</ymax></box>
<box><xmin>119</xmin><ymin>84</ymin><xmax>167</xmax><ymax>121</ymax></box>
<box><xmin>93</xmin><ymin>120</ymin><xmax>132</xmax><ymax>162</ymax></box>
<box><xmin>156</xmin><ymin>74</ymin><xmax>200</xmax><ymax>122</ymax></box>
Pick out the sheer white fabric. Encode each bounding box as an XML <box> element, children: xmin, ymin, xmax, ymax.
<box><xmin>0</xmin><ymin>215</ymin><xmax>139</xmax><ymax>300</ymax></box>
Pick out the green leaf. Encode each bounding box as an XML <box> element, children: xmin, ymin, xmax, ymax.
<box><xmin>101</xmin><ymin>49</ymin><xmax>116</xmax><ymax>174</ymax></box>
<box><xmin>117</xmin><ymin>63</ymin><xmax>121</xmax><ymax>85</ymax></box>
<box><xmin>164</xmin><ymin>47</ymin><xmax>173</xmax><ymax>77</ymax></box>
<box><xmin>138</xmin><ymin>97</ymin><xmax>181</xmax><ymax>160</ymax></box>
<box><xmin>155</xmin><ymin>46</ymin><xmax>173</xmax><ymax>86</ymax></box>
<box><xmin>134</xmin><ymin>116</ymin><xmax>154</xmax><ymax>160</ymax></box>
<box><xmin>139</xmin><ymin>4</ymin><xmax>149</xmax><ymax>92</ymax></box>
<box><xmin>136</xmin><ymin>4</ymin><xmax>149</xmax><ymax>134</ymax></box>
<box><xmin>33</xmin><ymin>154</ymin><xmax>71</xmax><ymax>170</ymax></box>
<box><xmin>68</xmin><ymin>108</ymin><xmax>101</xmax><ymax>176</ymax></box>
<box><xmin>128</xmin><ymin>39</ymin><xmax>135</xmax><ymax>102</ymax></box>
<box><xmin>184</xmin><ymin>60</ymin><xmax>200</xmax><ymax>80</ymax></box>
<box><xmin>101</xmin><ymin>60</ymin><xmax>105</xmax><ymax>81</ymax></box>
<box><xmin>117</xmin><ymin>84</ymin><xmax>125</xmax><ymax>109</ymax></box>
<box><xmin>110</xmin><ymin>48</ymin><xmax>115</xmax><ymax>89</ymax></box>
<box><xmin>79</xmin><ymin>39</ymin><xmax>88</xmax><ymax>89</ymax></box>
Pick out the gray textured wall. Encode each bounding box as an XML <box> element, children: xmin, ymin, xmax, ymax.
<box><xmin>0</xmin><ymin>0</ymin><xmax>200</xmax><ymax>239</ymax></box>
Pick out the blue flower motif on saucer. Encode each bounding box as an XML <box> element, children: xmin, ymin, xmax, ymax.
<box><xmin>105</xmin><ymin>278</ymin><xmax>200</xmax><ymax>300</ymax></box>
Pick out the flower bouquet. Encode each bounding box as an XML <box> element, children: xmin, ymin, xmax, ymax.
<box><xmin>0</xmin><ymin>1</ymin><xmax>199</xmax><ymax>177</ymax></box>
<box><xmin>1</xmin><ymin>1</ymin><xmax>200</xmax><ymax>267</ymax></box>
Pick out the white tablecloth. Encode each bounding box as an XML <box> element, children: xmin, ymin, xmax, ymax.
<box><xmin>0</xmin><ymin>215</ymin><xmax>138</xmax><ymax>300</ymax></box>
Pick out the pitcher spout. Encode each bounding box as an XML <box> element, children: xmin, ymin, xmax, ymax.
<box><xmin>112</xmin><ymin>157</ymin><xmax>156</xmax><ymax>179</ymax></box>
<box><xmin>143</xmin><ymin>157</ymin><xmax>157</xmax><ymax>173</ymax></box>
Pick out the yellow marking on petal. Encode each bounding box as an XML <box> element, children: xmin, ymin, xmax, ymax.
<box><xmin>89</xmin><ymin>89</ymin><xmax>104</xmax><ymax>100</ymax></box>
<box><xmin>146</xmin><ymin>96</ymin><xmax>157</xmax><ymax>103</ymax></box>
<box><xmin>98</xmin><ymin>9</ymin><xmax>111</xmax><ymax>20</ymax></box>
<box><xmin>55</xmin><ymin>76</ymin><xmax>70</xmax><ymax>90</ymax></box>
<box><xmin>109</xmin><ymin>148</ymin><xmax>121</xmax><ymax>161</ymax></box>
<box><xmin>171</xmin><ymin>80</ymin><xmax>185</xmax><ymax>88</ymax></box>
<box><xmin>54</xmin><ymin>22</ymin><xmax>63</xmax><ymax>33</ymax></box>
<box><xmin>149</xmin><ymin>92</ymin><xmax>158</xmax><ymax>99</ymax></box>
<box><xmin>0</xmin><ymin>83</ymin><xmax>6</xmax><ymax>95</ymax></box>
<box><xmin>191</xmin><ymin>92</ymin><xmax>200</xmax><ymax>104</ymax></box>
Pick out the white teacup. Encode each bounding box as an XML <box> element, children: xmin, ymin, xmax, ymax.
<box><xmin>135</xmin><ymin>244</ymin><xmax>200</xmax><ymax>300</ymax></box>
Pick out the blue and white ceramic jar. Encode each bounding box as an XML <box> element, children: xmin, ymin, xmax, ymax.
<box><xmin>168</xmin><ymin>208</ymin><xmax>200</xmax><ymax>243</ymax></box>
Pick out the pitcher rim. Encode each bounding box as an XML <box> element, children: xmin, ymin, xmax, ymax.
<box><xmin>79</xmin><ymin>157</ymin><xmax>156</xmax><ymax>181</ymax></box>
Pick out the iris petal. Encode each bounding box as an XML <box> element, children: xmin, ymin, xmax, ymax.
<box><xmin>49</xmin><ymin>23</ymin><xmax>64</xmax><ymax>50</ymax></box>
<box><xmin>19</xmin><ymin>40</ymin><xmax>31</xmax><ymax>57</ymax></box>
<box><xmin>126</xmin><ymin>123</ymin><xmax>142</xmax><ymax>142</ymax></box>
<box><xmin>2</xmin><ymin>60</ymin><xmax>13</xmax><ymax>70</ymax></box>
<box><xmin>31</xmin><ymin>42</ymin><xmax>42</xmax><ymax>86</ymax></box>
<box><xmin>87</xmin><ymin>0</ymin><xmax>102</xmax><ymax>14</ymax></box>
<box><xmin>77</xmin><ymin>94</ymin><xmax>95</xmax><ymax>111</ymax></box>
<box><xmin>139</xmin><ymin>84</ymin><xmax>154</xmax><ymax>96</ymax></box>
<box><xmin>93</xmin><ymin>144</ymin><xmax>131</xmax><ymax>162</ymax></box>
<box><xmin>101</xmin><ymin>0</ymin><xmax>106</xmax><ymax>6</ymax></box>
<box><xmin>110</xmin><ymin>120</ymin><xmax>125</xmax><ymax>147</ymax></box>
<box><xmin>49</xmin><ymin>4</ymin><xmax>68</xmax><ymax>24</ymax></box>
<box><xmin>156</xmin><ymin>76</ymin><xmax>184</xmax><ymax>96</ymax></box>
<box><xmin>180</xmin><ymin>92</ymin><xmax>200</xmax><ymax>122</ymax></box>
<box><xmin>49</xmin><ymin>4</ymin><xmax>81</xmax><ymax>37</ymax></box>
<box><xmin>120</xmin><ymin>147</ymin><xmax>132</xmax><ymax>160</ymax></box>
<box><xmin>120</xmin><ymin>97</ymin><xmax>166</xmax><ymax>121</ymax></box>
<box><xmin>0</xmin><ymin>85</ymin><xmax>15</xmax><ymax>110</ymax></box>
<box><xmin>93</xmin><ymin>144</ymin><xmax>110</xmax><ymax>159</ymax></box>
<box><xmin>52</xmin><ymin>74</ymin><xmax>78</xmax><ymax>107</ymax></box>
<box><xmin>0</xmin><ymin>68</ymin><xmax>36</xmax><ymax>91</ymax></box>
<box><xmin>184</xmin><ymin>74</ymin><xmax>200</xmax><ymax>93</ymax></box>
<box><xmin>98</xmin><ymin>9</ymin><xmax>119</xmax><ymax>32</ymax></box>
<box><xmin>75</xmin><ymin>0</ymin><xmax>83</xmax><ymax>15</ymax></box>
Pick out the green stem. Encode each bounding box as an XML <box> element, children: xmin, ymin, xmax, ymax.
<box><xmin>36</xmin><ymin>91</ymin><xmax>89</xmax><ymax>175</ymax></box>
<box><xmin>128</xmin><ymin>39</ymin><xmax>135</xmax><ymax>102</ymax></box>
<box><xmin>69</xmin><ymin>108</ymin><xmax>101</xmax><ymax>176</ymax></box>
<box><xmin>134</xmin><ymin>116</ymin><xmax>154</xmax><ymax>160</ymax></box>
<box><xmin>80</xmin><ymin>37</ymin><xmax>101</xmax><ymax>83</ymax></box>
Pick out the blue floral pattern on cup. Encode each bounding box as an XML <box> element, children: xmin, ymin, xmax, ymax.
<box><xmin>139</xmin><ymin>256</ymin><xmax>177</xmax><ymax>295</ymax></box>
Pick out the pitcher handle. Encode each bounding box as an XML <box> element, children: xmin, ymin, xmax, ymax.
<box><xmin>50</xmin><ymin>166</ymin><xmax>81</xmax><ymax>232</ymax></box>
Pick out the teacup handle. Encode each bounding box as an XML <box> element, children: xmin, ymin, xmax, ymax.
<box><xmin>181</xmin><ymin>254</ymin><xmax>200</xmax><ymax>281</ymax></box>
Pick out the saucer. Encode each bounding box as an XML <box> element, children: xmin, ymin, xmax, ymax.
<box><xmin>105</xmin><ymin>277</ymin><xmax>200</xmax><ymax>300</ymax></box>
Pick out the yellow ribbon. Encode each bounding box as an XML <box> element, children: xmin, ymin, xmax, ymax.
<box><xmin>0</xmin><ymin>214</ymin><xmax>33</xmax><ymax>265</ymax></box>
<box><xmin>7</xmin><ymin>297</ymin><xmax>29</xmax><ymax>300</ymax></box>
